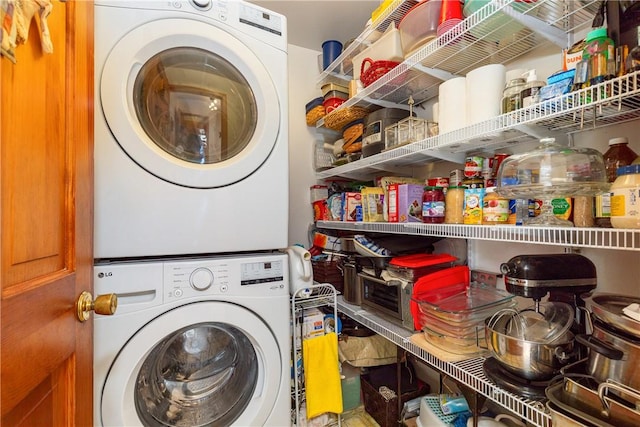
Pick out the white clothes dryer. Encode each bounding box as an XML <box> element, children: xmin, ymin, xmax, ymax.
<box><xmin>93</xmin><ymin>252</ymin><xmax>291</xmax><ymax>426</ymax></box>
<box><xmin>94</xmin><ymin>0</ymin><xmax>289</xmax><ymax>259</ymax></box>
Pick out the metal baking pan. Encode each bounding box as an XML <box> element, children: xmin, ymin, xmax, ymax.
<box><xmin>545</xmin><ymin>376</ymin><xmax>640</xmax><ymax>427</ymax></box>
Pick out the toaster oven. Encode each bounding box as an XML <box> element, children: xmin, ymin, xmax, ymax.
<box><xmin>358</xmin><ymin>272</ymin><xmax>415</xmax><ymax>330</ymax></box>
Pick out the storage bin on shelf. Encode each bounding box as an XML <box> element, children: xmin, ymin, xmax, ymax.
<box><xmin>311</xmin><ymin>258</ymin><xmax>343</xmax><ymax>292</ymax></box>
<box><xmin>360</xmin><ymin>58</ymin><xmax>402</xmax><ymax>87</ymax></box>
<box><xmin>305</xmin><ymin>97</ymin><xmax>325</xmax><ymax>126</ymax></box>
<box><xmin>352</xmin><ymin>22</ymin><xmax>404</xmax><ymax>81</ymax></box>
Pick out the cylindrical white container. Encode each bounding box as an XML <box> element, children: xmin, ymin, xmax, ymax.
<box><xmin>611</xmin><ymin>164</ymin><xmax>640</xmax><ymax>229</ymax></box>
<box><xmin>465</xmin><ymin>64</ymin><xmax>506</xmax><ymax>125</ymax></box>
<box><xmin>438</xmin><ymin>77</ymin><xmax>466</xmax><ymax>134</ymax></box>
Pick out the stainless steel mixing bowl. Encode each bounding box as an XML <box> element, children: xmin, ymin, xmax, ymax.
<box><xmin>485</xmin><ymin>312</ymin><xmax>575</xmax><ymax>380</ymax></box>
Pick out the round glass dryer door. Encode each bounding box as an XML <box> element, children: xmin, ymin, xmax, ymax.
<box><xmin>133</xmin><ymin>47</ymin><xmax>257</xmax><ymax>167</ymax></box>
<box><xmin>100</xmin><ymin>19</ymin><xmax>280</xmax><ymax>188</ymax></box>
<box><xmin>100</xmin><ymin>301</ymin><xmax>283</xmax><ymax>427</ymax></box>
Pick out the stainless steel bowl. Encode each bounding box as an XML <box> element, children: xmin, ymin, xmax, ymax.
<box><xmin>485</xmin><ymin>313</ymin><xmax>575</xmax><ymax>380</ymax></box>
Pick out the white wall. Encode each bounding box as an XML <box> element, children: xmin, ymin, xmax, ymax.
<box><xmin>287</xmin><ymin>44</ymin><xmax>322</xmax><ymax>248</ymax></box>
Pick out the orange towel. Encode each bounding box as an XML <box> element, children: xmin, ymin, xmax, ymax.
<box><xmin>302</xmin><ymin>332</ymin><xmax>343</xmax><ymax>418</ymax></box>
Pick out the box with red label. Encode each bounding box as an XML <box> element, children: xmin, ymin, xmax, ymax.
<box><xmin>342</xmin><ymin>192</ymin><xmax>363</xmax><ymax>222</ymax></box>
<box><xmin>387</xmin><ymin>183</ymin><xmax>424</xmax><ymax>222</ymax></box>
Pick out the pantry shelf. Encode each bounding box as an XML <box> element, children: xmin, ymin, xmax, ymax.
<box><xmin>337</xmin><ymin>297</ymin><xmax>551</xmax><ymax>427</ymax></box>
<box><xmin>315</xmin><ymin>221</ymin><xmax>640</xmax><ymax>252</ymax></box>
<box><xmin>316</xmin><ymin>71</ymin><xmax>640</xmax><ymax>181</ymax></box>
<box><xmin>317</xmin><ymin>0</ymin><xmax>419</xmax><ymax>85</ymax></box>
<box><xmin>317</xmin><ymin>0</ymin><xmax>600</xmax><ymax>127</ymax></box>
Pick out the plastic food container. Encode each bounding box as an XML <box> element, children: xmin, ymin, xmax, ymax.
<box><xmin>323</xmin><ymin>97</ymin><xmax>345</xmax><ymax>113</ymax></box>
<box><xmin>323</xmin><ymin>90</ymin><xmax>348</xmax><ymax>101</ymax></box>
<box><xmin>351</xmin><ymin>22</ymin><xmax>403</xmax><ymax>80</ymax></box>
<box><xmin>321</xmin><ymin>83</ymin><xmax>349</xmax><ymax>97</ymax></box>
<box><xmin>399</xmin><ymin>0</ymin><xmax>442</xmax><ymax>57</ymax></box>
<box><xmin>413</xmin><ymin>282</ymin><xmax>516</xmax><ymax>325</ymax></box>
<box><xmin>463</xmin><ymin>0</ymin><xmax>527</xmax><ymax>43</ymax></box>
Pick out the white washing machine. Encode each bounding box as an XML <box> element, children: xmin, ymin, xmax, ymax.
<box><xmin>93</xmin><ymin>252</ymin><xmax>291</xmax><ymax>426</ymax></box>
<box><xmin>94</xmin><ymin>0</ymin><xmax>289</xmax><ymax>259</ymax></box>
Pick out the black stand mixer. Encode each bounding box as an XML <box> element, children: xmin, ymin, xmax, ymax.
<box><xmin>483</xmin><ymin>253</ymin><xmax>598</xmax><ymax>400</ymax></box>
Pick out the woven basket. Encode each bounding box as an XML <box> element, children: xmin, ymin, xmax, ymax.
<box><xmin>311</xmin><ymin>259</ymin><xmax>343</xmax><ymax>293</ymax></box>
<box><xmin>324</xmin><ymin>106</ymin><xmax>369</xmax><ymax>131</ymax></box>
<box><xmin>360</xmin><ymin>58</ymin><xmax>401</xmax><ymax>88</ymax></box>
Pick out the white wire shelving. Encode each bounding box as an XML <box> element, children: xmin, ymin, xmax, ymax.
<box><xmin>316</xmin><ymin>71</ymin><xmax>640</xmax><ymax>180</ymax></box>
<box><xmin>312</xmin><ymin>0</ymin><xmax>640</xmax><ymax>181</ymax></box>
<box><xmin>290</xmin><ymin>284</ymin><xmax>339</xmax><ymax>426</ymax></box>
<box><xmin>315</xmin><ymin>220</ymin><xmax>640</xmax><ymax>252</ymax></box>
<box><xmin>337</xmin><ymin>297</ymin><xmax>551</xmax><ymax>427</ymax></box>
<box><xmin>317</xmin><ymin>0</ymin><xmax>599</xmax><ymax>118</ymax></box>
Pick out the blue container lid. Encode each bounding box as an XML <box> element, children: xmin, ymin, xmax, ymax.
<box><xmin>305</xmin><ymin>97</ymin><xmax>324</xmax><ymax>113</ymax></box>
<box><xmin>322</xmin><ymin>40</ymin><xmax>342</xmax><ymax>49</ymax></box>
<box><xmin>617</xmin><ymin>164</ymin><xmax>640</xmax><ymax>176</ymax></box>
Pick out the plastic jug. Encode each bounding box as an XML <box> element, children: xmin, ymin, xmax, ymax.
<box><xmin>285</xmin><ymin>245</ymin><xmax>313</xmax><ymax>297</ymax></box>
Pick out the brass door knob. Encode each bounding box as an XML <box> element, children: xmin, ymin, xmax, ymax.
<box><xmin>76</xmin><ymin>291</ymin><xmax>117</xmax><ymax>322</ymax></box>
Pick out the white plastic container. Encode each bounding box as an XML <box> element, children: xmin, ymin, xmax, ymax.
<box><xmin>352</xmin><ymin>22</ymin><xmax>403</xmax><ymax>80</ymax></box>
<box><xmin>610</xmin><ymin>164</ymin><xmax>640</xmax><ymax>229</ymax></box>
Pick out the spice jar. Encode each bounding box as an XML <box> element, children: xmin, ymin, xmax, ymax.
<box><xmin>422</xmin><ymin>186</ymin><xmax>445</xmax><ymax>224</ymax></box>
<box><xmin>445</xmin><ymin>186</ymin><xmax>465</xmax><ymax>224</ymax></box>
<box><xmin>611</xmin><ymin>165</ymin><xmax>640</xmax><ymax>229</ymax></box>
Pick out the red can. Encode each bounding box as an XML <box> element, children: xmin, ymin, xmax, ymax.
<box><xmin>427</xmin><ymin>177</ymin><xmax>450</xmax><ymax>188</ymax></box>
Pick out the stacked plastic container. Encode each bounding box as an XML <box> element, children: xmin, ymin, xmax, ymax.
<box><xmin>411</xmin><ymin>268</ymin><xmax>516</xmax><ymax>356</ymax></box>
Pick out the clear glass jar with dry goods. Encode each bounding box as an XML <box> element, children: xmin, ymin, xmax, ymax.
<box><xmin>444</xmin><ymin>186</ymin><xmax>465</xmax><ymax>224</ymax></box>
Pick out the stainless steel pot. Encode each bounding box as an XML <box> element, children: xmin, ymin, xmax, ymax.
<box><xmin>485</xmin><ymin>312</ymin><xmax>575</xmax><ymax>380</ymax></box>
<box><xmin>576</xmin><ymin>319</ymin><xmax>640</xmax><ymax>391</ymax></box>
<box><xmin>342</xmin><ymin>261</ymin><xmax>361</xmax><ymax>305</ymax></box>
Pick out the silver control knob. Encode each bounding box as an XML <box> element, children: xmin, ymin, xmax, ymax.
<box><xmin>190</xmin><ymin>268</ymin><xmax>214</xmax><ymax>291</ymax></box>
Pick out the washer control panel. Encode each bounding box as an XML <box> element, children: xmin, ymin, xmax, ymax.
<box><xmin>164</xmin><ymin>254</ymin><xmax>286</xmax><ymax>301</ymax></box>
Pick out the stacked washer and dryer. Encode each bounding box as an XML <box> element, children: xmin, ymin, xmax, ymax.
<box><xmin>92</xmin><ymin>1</ymin><xmax>291</xmax><ymax>426</ymax></box>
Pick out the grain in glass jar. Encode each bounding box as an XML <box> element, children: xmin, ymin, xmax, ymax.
<box><xmin>444</xmin><ymin>186</ymin><xmax>464</xmax><ymax>224</ymax></box>
<box><xmin>422</xmin><ymin>186</ymin><xmax>445</xmax><ymax>223</ymax></box>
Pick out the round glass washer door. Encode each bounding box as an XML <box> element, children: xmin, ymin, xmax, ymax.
<box><xmin>100</xmin><ymin>18</ymin><xmax>280</xmax><ymax>188</ymax></box>
<box><xmin>100</xmin><ymin>301</ymin><xmax>283</xmax><ymax>427</ymax></box>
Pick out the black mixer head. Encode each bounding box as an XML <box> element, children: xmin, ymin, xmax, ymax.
<box><xmin>500</xmin><ymin>254</ymin><xmax>597</xmax><ymax>301</ymax></box>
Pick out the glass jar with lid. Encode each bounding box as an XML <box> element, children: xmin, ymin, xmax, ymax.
<box><xmin>422</xmin><ymin>186</ymin><xmax>445</xmax><ymax>223</ymax></box>
<box><xmin>495</xmin><ymin>137</ymin><xmax>608</xmax><ymax>227</ymax></box>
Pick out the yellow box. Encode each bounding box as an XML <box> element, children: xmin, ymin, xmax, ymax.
<box><xmin>372</xmin><ymin>0</ymin><xmax>394</xmax><ymax>22</ymax></box>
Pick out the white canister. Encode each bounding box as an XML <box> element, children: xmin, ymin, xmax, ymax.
<box><xmin>465</xmin><ymin>64</ymin><xmax>506</xmax><ymax>125</ymax></box>
<box><xmin>438</xmin><ymin>77</ymin><xmax>467</xmax><ymax>134</ymax></box>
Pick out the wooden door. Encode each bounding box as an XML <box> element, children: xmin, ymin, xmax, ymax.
<box><xmin>0</xmin><ymin>1</ymin><xmax>94</xmax><ymax>425</ymax></box>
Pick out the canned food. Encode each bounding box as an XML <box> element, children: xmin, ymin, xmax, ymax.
<box><xmin>427</xmin><ymin>177</ymin><xmax>449</xmax><ymax>188</ymax></box>
<box><xmin>464</xmin><ymin>156</ymin><xmax>484</xmax><ymax>178</ymax></box>
<box><xmin>450</xmin><ymin>169</ymin><xmax>464</xmax><ymax>186</ymax></box>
